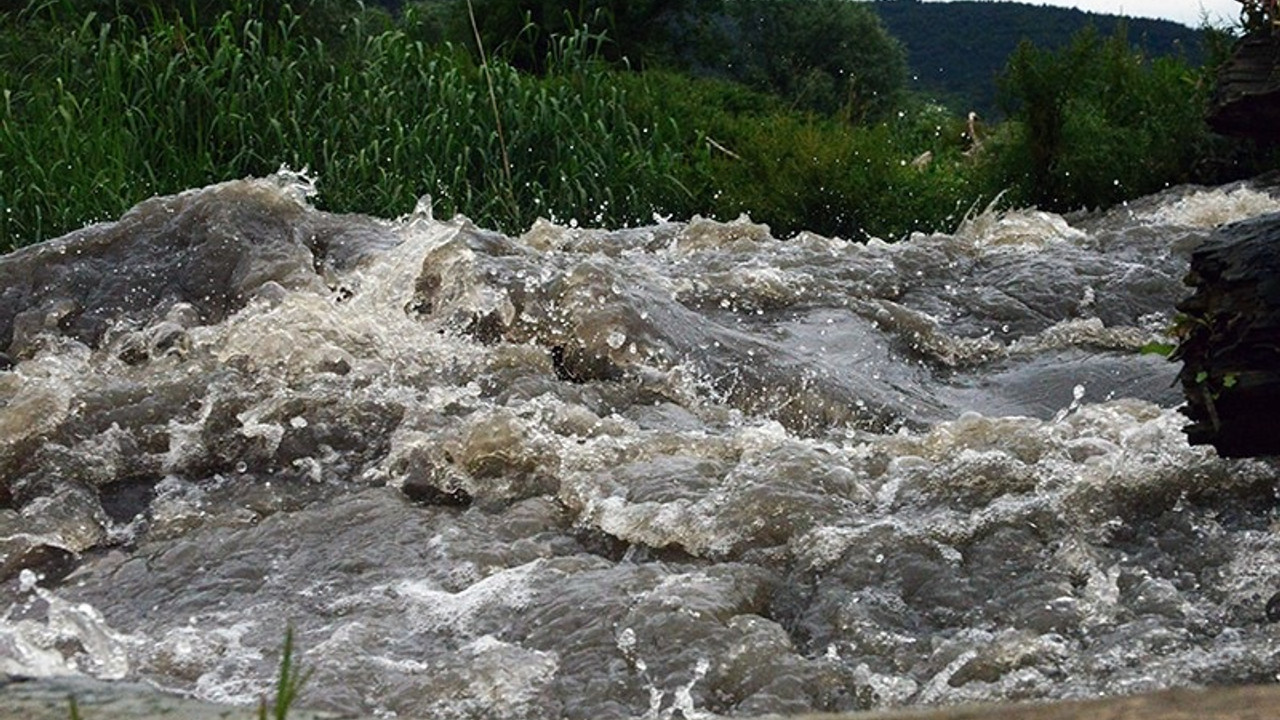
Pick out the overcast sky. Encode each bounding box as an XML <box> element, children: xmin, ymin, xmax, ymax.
<box><xmin>917</xmin><ymin>0</ymin><xmax>1244</xmax><ymax>28</ymax></box>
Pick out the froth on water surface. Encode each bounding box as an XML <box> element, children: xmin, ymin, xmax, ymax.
<box><xmin>2</xmin><ymin>173</ymin><xmax>1280</xmax><ymax>718</ymax></box>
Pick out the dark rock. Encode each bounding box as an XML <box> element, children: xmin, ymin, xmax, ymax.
<box><xmin>97</xmin><ymin>475</ymin><xmax>161</xmax><ymax>525</ymax></box>
<box><xmin>1207</xmin><ymin>32</ymin><xmax>1280</xmax><ymax>141</ymax></box>
<box><xmin>401</xmin><ymin>476</ymin><xmax>473</xmax><ymax>507</ymax></box>
<box><xmin>1175</xmin><ymin>211</ymin><xmax>1280</xmax><ymax>456</ymax></box>
<box><xmin>0</xmin><ymin>534</ymin><xmax>78</xmax><ymax>584</ymax></box>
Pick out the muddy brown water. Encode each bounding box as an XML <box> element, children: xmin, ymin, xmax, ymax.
<box><xmin>3</xmin><ymin>173</ymin><xmax>1280</xmax><ymax>719</ymax></box>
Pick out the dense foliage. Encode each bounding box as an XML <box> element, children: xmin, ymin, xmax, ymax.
<box><xmin>0</xmin><ymin>1</ymin><xmax>703</xmax><ymax>244</ymax></box>
<box><xmin>424</xmin><ymin>0</ymin><xmax>709</xmax><ymax>71</ymax></box>
<box><xmin>431</xmin><ymin>0</ymin><xmax>907</xmax><ymax>118</ymax></box>
<box><xmin>0</xmin><ymin>0</ymin><xmax>1273</xmax><ymax>250</ymax></box>
<box><xmin>667</xmin><ymin>0</ymin><xmax>908</xmax><ymax>119</ymax></box>
<box><xmin>993</xmin><ymin>27</ymin><xmax>1213</xmax><ymax>209</ymax></box>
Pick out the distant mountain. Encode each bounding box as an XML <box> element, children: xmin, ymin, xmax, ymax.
<box><xmin>866</xmin><ymin>0</ymin><xmax>1208</xmax><ymax>116</ymax></box>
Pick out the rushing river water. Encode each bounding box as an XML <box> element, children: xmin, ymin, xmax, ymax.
<box><xmin>2</xmin><ymin>172</ymin><xmax>1280</xmax><ymax>719</ymax></box>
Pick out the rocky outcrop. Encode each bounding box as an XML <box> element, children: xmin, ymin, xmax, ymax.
<box><xmin>1207</xmin><ymin>32</ymin><xmax>1280</xmax><ymax>140</ymax></box>
<box><xmin>1175</xmin><ymin>211</ymin><xmax>1280</xmax><ymax>456</ymax></box>
<box><xmin>0</xmin><ymin>675</ymin><xmax>353</xmax><ymax>720</ymax></box>
<box><xmin>821</xmin><ymin>684</ymin><xmax>1280</xmax><ymax>719</ymax></box>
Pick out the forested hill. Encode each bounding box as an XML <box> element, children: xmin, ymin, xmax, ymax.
<box><xmin>868</xmin><ymin>0</ymin><xmax>1208</xmax><ymax>116</ymax></box>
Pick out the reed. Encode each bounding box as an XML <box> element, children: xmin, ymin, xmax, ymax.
<box><xmin>0</xmin><ymin>1</ymin><xmax>703</xmax><ymax>249</ymax></box>
<box><xmin>258</xmin><ymin>625</ymin><xmax>311</xmax><ymax>720</ymax></box>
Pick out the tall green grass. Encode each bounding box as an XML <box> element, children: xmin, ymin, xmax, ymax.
<box><xmin>0</xmin><ymin>2</ymin><xmax>704</xmax><ymax>249</ymax></box>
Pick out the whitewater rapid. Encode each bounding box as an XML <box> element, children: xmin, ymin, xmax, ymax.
<box><xmin>2</xmin><ymin>173</ymin><xmax>1279</xmax><ymax>718</ymax></box>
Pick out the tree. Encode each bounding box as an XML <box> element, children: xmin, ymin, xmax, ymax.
<box><xmin>674</xmin><ymin>0</ymin><xmax>908</xmax><ymax>120</ymax></box>
<box><xmin>441</xmin><ymin>0</ymin><xmax>713</xmax><ymax>71</ymax></box>
<box><xmin>441</xmin><ymin>0</ymin><xmax>906</xmax><ymax>121</ymax></box>
<box><xmin>995</xmin><ymin>25</ymin><xmax>1212</xmax><ymax>210</ymax></box>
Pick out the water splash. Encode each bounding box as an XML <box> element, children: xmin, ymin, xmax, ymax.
<box><xmin>1</xmin><ymin>570</ymin><xmax>133</xmax><ymax>679</ymax></box>
<box><xmin>3</xmin><ymin>174</ymin><xmax>1280</xmax><ymax>718</ymax></box>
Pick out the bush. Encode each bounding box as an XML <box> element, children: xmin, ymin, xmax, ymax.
<box><xmin>707</xmin><ymin>113</ymin><xmax>989</xmax><ymax>240</ymax></box>
<box><xmin>426</xmin><ymin>0</ymin><xmax>701</xmax><ymax>71</ymax></box>
<box><xmin>438</xmin><ymin>0</ymin><xmax>908</xmax><ymax>120</ymax></box>
<box><xmin>992</xmin><ymin>25</ymin><xmax>1218</xmax><ymax>210</ymax></box>
<box><xmin>632</xmin><ymin>71</ymin><xmax>994</xmax><ymax>239</ymax></box>
<box><xmin>664</xmin><ymin>0</ymin><xmax>908</xmax><ymax>120</ymax></box>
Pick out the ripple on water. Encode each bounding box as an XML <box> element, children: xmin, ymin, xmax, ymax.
<box><xmin>3</xmin><ymin>174</ymin><xmax>1280</xmax><ymax>718</ymax></box>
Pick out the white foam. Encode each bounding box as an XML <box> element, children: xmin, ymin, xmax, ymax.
<box><xmin>392</xmin><ymin>560</ymin><xmax>544</xmax><ymax>634</ymax></box>
<box><xmin>955</xmin><ymin>205</ymin><xmax>1086</xmax><ymax>250</ymax></box>
<box><xmin>180</xmin><ymin>620</ymin><xmax>270</xmax><ymax>706</ymax></box>
<box><xmin>1141</xmin><ymin>186</ymin><xmax>1280</xmax><ymax>228</ymax></box>
<box><xmin>414</xmin><ymin>635</ymin><xmax>560</xmax><ymax>719</ymax></box>
<box><xmin>0</xmin><ymin>584</ymin><xmax>134</xmax><ymax>679</ymax></box>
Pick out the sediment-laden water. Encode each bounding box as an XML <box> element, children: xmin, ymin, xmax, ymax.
<box><xmin>2</xmin><ymin>172</ymin><xmax>1279</xmax><ymax>719</ymax></box>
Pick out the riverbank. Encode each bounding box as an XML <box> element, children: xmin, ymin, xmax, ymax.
<box><xmin>5</xmin><ymin>675</ymin><xmax>1280</xmax><ymax>720</ymax></box>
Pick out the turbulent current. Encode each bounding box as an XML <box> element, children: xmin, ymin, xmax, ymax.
<box><xmin>3</xmin><ymin>172</ymin><xmax>1280</xmax><ymax>719</ymax></box>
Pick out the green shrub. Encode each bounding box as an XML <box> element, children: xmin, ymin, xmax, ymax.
<box><xmin>703</xmin><ymin>112</ymin><xmax>989</xmax><ymax>240</ymax></box>
<box><xmin>425</xmin><ymin>0</ymin><xmax>907</xmax><ymax>120</ymax></box>
<box><xmin>427</xmin><ymin>0</ymin><xmax>699</xmax><ymax>71</ymax></box>
<box><xmin>658</xmin><ymin>0</ymin><xmax>908</xmax><ymax>120</ymax></box>
<box><xmin>627</xmin><ymin>74</ymin><xmax>991</xmax><ymax>239</ymax></box>
<box><xmin>991</xmin><ymin>25</ymin><xmax>1225</xmax><ymax>210</ymax></box>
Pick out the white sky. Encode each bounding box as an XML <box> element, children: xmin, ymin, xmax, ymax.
<box><xmin>918</xmin><ymin>0</ymin><xmax>1245</xmax><ymax>28</ymax></box>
